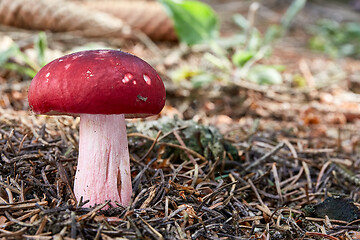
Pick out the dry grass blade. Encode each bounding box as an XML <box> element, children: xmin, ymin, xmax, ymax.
<box><xmin>173</xmin><ymin>130</ymin><xmax>204</xmax><ymax>174</ymax></box>
<box><xmin>35</xmin><ymin>215</ymin><xmax>48</xmax><ymax>235</ymax></box>
<box><xmin>305</xmin><ymin>232</ymin><xmax>340</xmax><ymax>240</ymax></box>
<box><xmin>138</xmin><ymin>216</ymin><xmax>164</xmax><ymax>240</ymax></box>
<box><xmin>0</xmin><ymin>209</ymin><xmax>41</xmax><ymax>228</ymax></box>
<box><xmin>140</xmin><ymin>130</ymin><xmax>162</xmax><ymax>161</ymax></box>
<box><xmin>315</xmin><ymin>160</ymin><xmax>332</xmax><ymax>191</ymax></box>
<box><xmin>271</xmin><ymin>163</ymin><xmax>283</xmax><ymax>205</ymax></box>
<box><xmin>4</xmin><ymin>211</ymin><xmax>41</xmax><ymax>227</ymax></box>
<box><xmin>248</xmin><ymin>179</ymin><xmax>264</xmax><ymax>206</ymax></box>
<box><xmin>140</xmin><ymin>186</ymin><xmax>157</xmax><ymax>209</ymax></box>
<box><xmin>76</xmin><ymin>201</ymin><xmax>110</xmax><ymax>221</ymax></box>
<box><xmin>245</xmin><ymin>141</ymin><xmax>285</xmax><ymax>171</ymax></box>
<box><xmin>128</xmin><ymin>132</ymin><xmax>207</xmax><ymax>161</ymax></box>
<box><xmin>0</xmin><ymin>201</ymin><xmax>47</xmax><ymax>211</ymax></box>
<box><xmin>0</xmin><ymin>227</ymin><xmax>27</xmax><ymax>238</ymax></box>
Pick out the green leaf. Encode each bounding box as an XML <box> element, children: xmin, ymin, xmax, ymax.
<box><xmin>171</xmin><ymin>66</ymin><xmax>201</xmax><ymax>83</ymax></box>
<box><xmin>247</xmin><ymin>30</ymin><xmax>262</xmax><ymax>51</ymax></box>
<box><xmin>0</xmin><ymin>44</ymin><xmax>20</xmax><ymax>66</ymax></box>
<box><xmin>232</xmin><ymin>50</ymin><xmax>254</xmax><ymax>67</ymax></box>
<box><xmin>191</xmin><ymin>73</ymin><xmax>215</xmax><ymax>88</ymax></box>
<box><xmin>264</xmin><ymin>25</ymin><xmax>282</xmax><ymax>44</ymax></box>
<box><xmin>158</xmin><ymin>0</ymin><xmax>219</xmax><ymax>45</ymax></box>
<box><xmin>233</xmin><ymin>14</ymin><xmax>249</xmax><ymax>30</ymax></box>
<box><xmin>3</xmin><ymin>63</ymin><xmax>37</xmax><ymax>78</ymax></box>
<box><xmin>271</xmin><ymin>64</ymin><xmax>286</xmax><ymax>72</ymax></box>
<box><xmin>0</xmin><ymin>43</ymin><xmax>40</xmax><ymax>77</ymax></box>
<box><xmin>280</xmin><ymin>0</ymin><xmax>306</xmax><ymax>33</ymax></box>
<box><xmin>35</xmin><ymin>32</ymin><xmax>48</xmax><ymax>67</ymax></box>
<box><xmin>247</xmin><ymin>65</ymin><xmax>283</xmax><ymax>85</ymax></box>
<box><xmin>292</xmin><ymin>74</ymin><xmax>307</xmax><ymax>87</ymax></box>
<box><xmin>204</xmin><ymin>52</ymin><xmax>231</xmax><ymax>71</ymax></box>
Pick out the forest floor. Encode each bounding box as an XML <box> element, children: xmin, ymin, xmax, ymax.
<box><xmin>1</xmin><ymin>0</ymin><xmax>360</xmax><ymax>239</ymax></box>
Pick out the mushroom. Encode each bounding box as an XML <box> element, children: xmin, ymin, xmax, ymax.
<box><xmin>28</xmin><ymin>49</ymin><xmax>166</xmax><ymax>207</ymax></box>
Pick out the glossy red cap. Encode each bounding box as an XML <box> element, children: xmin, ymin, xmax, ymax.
<box><xmin>28</xmin><ymin>50</ymin><xmax>166</xmax><ymax>118</ymax></box>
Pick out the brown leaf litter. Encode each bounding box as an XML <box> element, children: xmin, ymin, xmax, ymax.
<box><xmin>0</xmin><ymin>101</ymin><xmax>358</xmax><ymax>239</ymax></box>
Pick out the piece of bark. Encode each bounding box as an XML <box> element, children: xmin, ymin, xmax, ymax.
<box><xmin>81</xmin><ymin>1</ymin><xmax>178</xmax><ymax>41</ymax></box>
<box><xmin>0</xmin><ymin>0</ymin><xmax>132</xmax><ymax>38</ymax></box>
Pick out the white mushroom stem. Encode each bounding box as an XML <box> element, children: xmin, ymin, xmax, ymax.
<box><xmin>74</xmin><ymin>114</ymin><xmax>132</xmax><ymax>207</ymax></box>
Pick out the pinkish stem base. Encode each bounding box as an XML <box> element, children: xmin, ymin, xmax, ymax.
<box><xmin>74</xmin><ymin>114</ymin><xmax>132</xmax><ymax>207</ymax></box>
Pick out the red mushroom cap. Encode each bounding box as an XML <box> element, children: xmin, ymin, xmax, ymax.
<box><xmin>28</xmin><ymin>50</ymin><xmax>166</xmax><ymax>118</ymax></box>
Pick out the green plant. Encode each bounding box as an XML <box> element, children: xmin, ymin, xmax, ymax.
<box><xmin>167</xmin><ymin>0</ymin><xmax>306</xmax><ymax>88</ymax></box>
<box><xmin>171</xmin><ymin>66</ymin><xmax>216</xmax><ymax>89</ymax></box>
<box><xmin>309</xmin><ymin>19</ymin><xmax>360</xmax><ymax>58</ymax></box>
<box><xmin>247</xmin><ymin>65</ymin><xmax>283</xmax><ymax>85</ymax></box>
<box><xmin>158</xmin><ymin>0</ymin><xmax>219</xmax><ymax>45</ymax></box>
<box><xmin>230</xmin><ymin>0</ymin><xmax>305</xmax><ymax>85</ymax></box>
<box><xmin>35</xmin><ymin>31</ymin><xmax>48</xmax><ymax>67</ymax></box>
<box><xmin>0</xmin><ymin>32</ymin><xmax>48</xmax><ymax>78</ymax></box>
